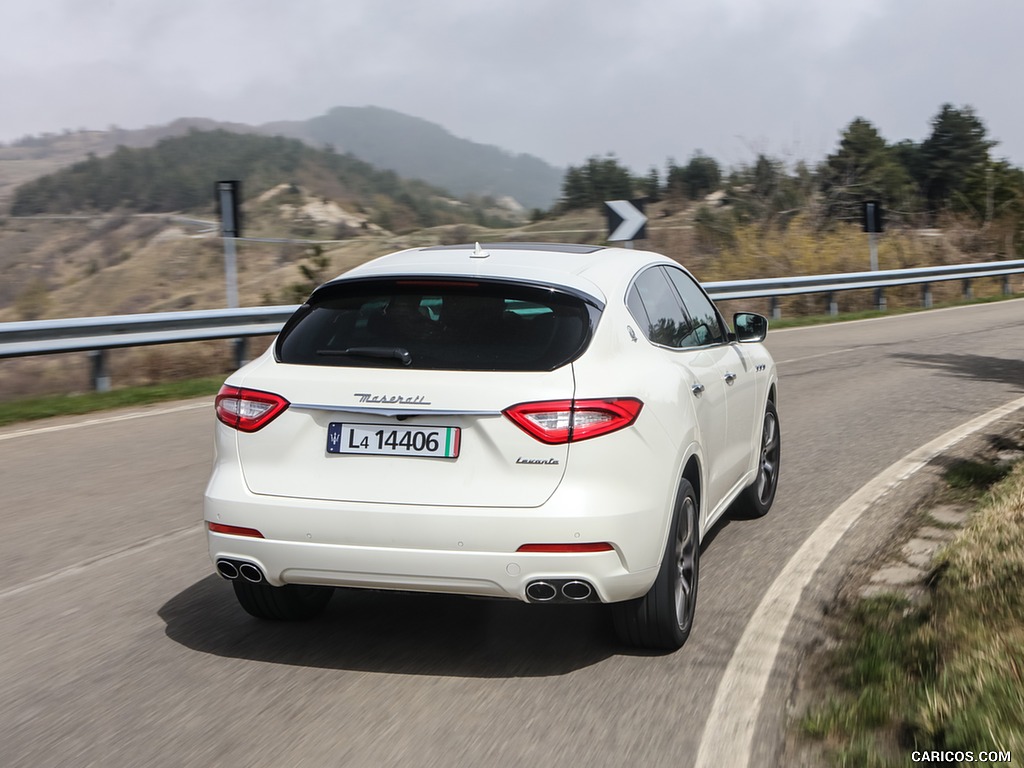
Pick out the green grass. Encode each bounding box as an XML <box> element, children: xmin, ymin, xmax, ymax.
<box><xmin>0</xmin><ymin>376</ymin><xmax>223</xmax><ymax>427</ymax></box>
<box><xmin>768</xmin><ymin>291</ymin><xmax>1021</xmax><ymax>330</ymax></box>
<box><xmin>798</xmin><ymin>460</ymin><xmax>1024</xmax><ymax>766</ymax></box>
<box><xmin>945</xmin><ymin>459</ymin><xmax>1011</xmax><ymax>491</ymax></box>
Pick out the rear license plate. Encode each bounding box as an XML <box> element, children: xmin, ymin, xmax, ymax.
<box><xmin>327</xmin><ymin>422</ymin><xmax>461</xmax><ymax>458</ymax></box>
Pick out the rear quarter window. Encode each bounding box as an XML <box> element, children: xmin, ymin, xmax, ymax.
<box><xmin>627</xmin><ymin>266</ymin><xmax>725</xmax><ymax>349</ymax></box>
<box><xmin>276</xmin><ymin>279</ymin><xmax>601</xmax><ymax>372</ymax></box>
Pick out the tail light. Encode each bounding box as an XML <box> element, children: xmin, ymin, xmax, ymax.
<box><xmin>215</xmin><ymin>385</ymin><xmax>289</xmax><ymax>432</ymax></box>
<box><xmin>503</xmin><ymin>398</ymin><xmax>642</xmax><ymax>444</ymax></box>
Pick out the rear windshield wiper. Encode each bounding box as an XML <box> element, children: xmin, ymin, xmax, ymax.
<box><xmin>317</xmin><ymin>346</ymin><xmax>412</xmax><ymax>366</ymax></box>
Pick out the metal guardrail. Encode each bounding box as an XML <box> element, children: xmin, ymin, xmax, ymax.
<box><xmin>705</xmin><ymin>259</ymin><xmax>1024</xmax><ymax>301</ymax></box>
<box><xmin>0</xmin><ymin>306</ymin><xmax>298</xmax><ymax>391</ymax></box>
<box><xmin>0</xmin><ymin>258</ymin><xmax>1021</xmax><ymax>390</ymax></box>
<box><xmin>0</xmin><ymin>306</ymin><xmax>298</xmax><ymax>358</ymax></box>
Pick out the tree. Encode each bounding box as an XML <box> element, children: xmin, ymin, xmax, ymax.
<box><xmin>752</xmin><ymin>154</ymin><xmax>778</xmax><ymax>200</ymax></box>
<box><xmin>919</xmin><ymin>104</ymin><xmax>994</xmax><ymax>219</ymax></box>
<box><xmin>641</xmin><ymin>167</ymin><xmax>661</xmax><ymax>202</ymax></box>
<box><xmin>560</xmin><ymin>166</ymin><xmax>590</xmax><ymax>209</ymax></box>
<box><xmin>820</xmin><ymin>118</ymin><xmax>914</xmax><ymax>224</ymax></box>
<box><xmin>724</xmin><ymin>154</ymin><xmax>812</xmax><ymax>229</ymax></box>
<box><xmin>557</xmin><ymin>154</ymin><xmax>634</xmax><ymax>210</ymax></box>
<box><xmin>667</xmin><ymin>151</ymin><xmax>722</xmax><ymax>200</ymax></box>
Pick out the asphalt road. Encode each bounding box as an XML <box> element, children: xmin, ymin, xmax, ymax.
<box><xmin>1</xmin><ymin>300</ymin><xmax>1022</xmax><ymax>768</ymax></box>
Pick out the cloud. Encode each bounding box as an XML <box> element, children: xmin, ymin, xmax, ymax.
<box><xmin>2</xmin><ymin>0</ymin><xmax>1021</xmax><ymax>170</ymax></box>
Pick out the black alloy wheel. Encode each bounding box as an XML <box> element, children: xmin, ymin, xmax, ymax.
<box><xmin>612</xmin><ymin>478</ymin><xmax>700</xmax><ymax>650</ymax></box>
<box><xmin>735</xmin><ymin>400</ymin><xmax>780</xmax><ymax>518</ymax></box>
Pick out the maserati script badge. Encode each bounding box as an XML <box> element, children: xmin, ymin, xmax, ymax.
<box><xmin>353</xmin><ymin>393</ymin><xmax>432</xmax><ymax>405</ymax></box>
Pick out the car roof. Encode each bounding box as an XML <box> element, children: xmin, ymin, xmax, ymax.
<box><xmin>328</xmin><ymin>242</ymin><xmax>677</xmax><ymax>305</ymax></box>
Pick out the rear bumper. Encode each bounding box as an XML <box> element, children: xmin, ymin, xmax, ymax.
<box><xmin>208</xmin><ymin>532</ymin><xmax>656</xmax><ymax>603</ymax></box>
<box><xmin>205</xmin><ymin>462</ymin><xmax>663</xmax><ymax>603</ymax></box>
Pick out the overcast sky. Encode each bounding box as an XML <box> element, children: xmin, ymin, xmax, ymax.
<box><xmin>2</xmin><ymin>0</ymin><xmax>1021</xmax><ymax>173</ymax></box>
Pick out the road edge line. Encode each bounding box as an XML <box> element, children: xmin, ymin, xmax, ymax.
<box><xmin>0</xmin><ymin>401</ymin><xmax>209</xmax><ymax>442</ymax></box>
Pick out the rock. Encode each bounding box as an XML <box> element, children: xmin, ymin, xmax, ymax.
<box><xmin>928</xmin><ymin>505</ymin><xmax>971</xmax><ymax>527</ymax></box>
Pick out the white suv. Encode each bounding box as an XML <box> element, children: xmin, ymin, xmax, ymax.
<box><xmin>205</xmin><ymin>242</ymin><xmax>779</xmax><ymax>649</ymax></box>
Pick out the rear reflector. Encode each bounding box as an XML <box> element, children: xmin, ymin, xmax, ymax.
<box><xmin>215</xmin><ymin>385</ymin><xmax>289</xmax><ymax>432</ymax></box>
<box><xmin>207</xmin><ymin>522</ymin><xmax>265</xmax><ymax>538</ymax></box>
<box><xmin>503</xmin><ymin>398</ymin><xmax>642</xmax><ymax>444</ymax></box>
<box><xmin>517</xmin><ymin>542</ymin><xmax>614</xmax><ymax>553</ymax></box>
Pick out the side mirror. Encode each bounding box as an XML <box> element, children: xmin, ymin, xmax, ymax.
<box><xmin>733</xmin><ymin>312</ymin><xmax>768</xmax><ymax>343</ymax></box>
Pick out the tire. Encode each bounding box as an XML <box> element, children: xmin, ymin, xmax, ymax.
<box><xmin>232</xmin><ymin>579</ymin><xmax>334</xmax><ymax>621</ymax></box>
<box><xmin>613</xmin><ymin>479</ymin><xmax>700</xmax><ymax>650</ymax></box>
<box><xmin>735</xmin><ymin>399</ymin><xmax>781</xmax><ymax>518</ymax></box>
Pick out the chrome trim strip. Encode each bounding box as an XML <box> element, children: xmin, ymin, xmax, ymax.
<box><xmin>289</xmin><ymin>403</ymin><xmax>501</xmax><ymax>417</ymax></box>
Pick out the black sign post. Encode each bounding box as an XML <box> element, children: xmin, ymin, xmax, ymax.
<box><xmin>862</xmin><ymin>200</ymin><xmax>885</xmax><ymax>309</ymax></box>
<box><xmin>862</xmin><ymin>200</ymin><xmax>884</xmax><ymax>271</ymax></box>
<box><xmin>216</xmin><ymin>180</ymin><xmax>245</xmax><ymax>366</ymax></box>
<box><xmin>216</xmin><ymin>181</ymin><xmax>242</xmax><ymax>309</ymax></box>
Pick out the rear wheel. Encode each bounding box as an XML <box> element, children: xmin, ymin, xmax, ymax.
<box><xmin>613</xmin><ymin>479</ymin><xmax>699</xmax><ymax>650</ymax></box>
<box><xmin>232</xmin><ymin>579</ymin><xmax>334</xmax><ymax>621</ymax></box>
<box><xmin>735</xmin><ymin>400</ymin><xmax>780</xmax><ymax>518</ymax></box>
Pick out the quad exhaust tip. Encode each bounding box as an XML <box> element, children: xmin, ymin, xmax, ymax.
<box><xmin>238</xmin><ymin>563</ymin><xmax>264</xmax><ymax>583</ymax></box>
<box><xmin>216</xmin><ymin>559</ymin><xmax>265</xmax><ymax>583</ymax></box>
<box><xmin>526</xmin><ymin>581</ymin><xmax>558</xmax><ymax>602</ymax></box>
<box><xmin>561</xmin><ymin>580</ymin><xmax>593</xmax><ymax>601</ymax></box>
<box><xmin>526</xmin><ymin>579</ymin><xmax>596</xmax><ymax>603</ymax></box>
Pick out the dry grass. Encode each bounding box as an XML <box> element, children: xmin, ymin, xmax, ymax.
<box><xmin>799</xmin><ymin>456</ymin><xmax>1024</xmax><ymax>766</ymax></box>
<box><xmin>917</xmin><ymin>463</ymin><xmax>1024</xmax><ymax>752</ymax></box>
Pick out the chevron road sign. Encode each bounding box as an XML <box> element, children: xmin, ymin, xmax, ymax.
<box><xmin>605</xmin><ymin>199</ymin><xmax>648</xmax><ymax>243</ymax></box>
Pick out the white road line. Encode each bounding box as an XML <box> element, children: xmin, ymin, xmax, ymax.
<box><xmin>0</xmin><ymin>524</ymin><xmax>203</xmax><ymax>602</ymax></box>
<box><xmin>769</xmin><ymin>296</ymin><xmax>1024</xmax><ymax>335</ymax></box>
<box><xmin>772</xmin><ymin>297</ymin><xmax>1024</xmax><ymax>365</ymax></box>
<box><xmin>694</xmin><ymin>393</ymin><xmax>1024</xmax><ymax>768</ymax></box>
<box><xmin>0</xmin><ymin>401</ymin><xmax>209</xmax><ymax>442</ymax></box>
<box><xmin>776</xmin><ymin>347</ymin><xmax>864</xmax><ymax>366</ymax></box>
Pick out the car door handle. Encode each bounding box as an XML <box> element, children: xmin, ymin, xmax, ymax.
<box><xmin>723</xmin><ymin>372</ymin><xmax>738</xmax><ymax>384</ymax></box>
<box><xmin>691</xmin><ymin>383</ymin><xmax>705</xmax><ymax>396</ymax></box>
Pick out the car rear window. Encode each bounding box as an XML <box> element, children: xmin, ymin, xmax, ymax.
<box><xmin>276</xmin><ymin>278</ymin><xmax>601</xmax><ymax>371</ymax></box>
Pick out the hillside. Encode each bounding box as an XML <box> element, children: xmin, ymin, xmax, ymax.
<box><xmin>0</xmin><ymin>118</ymin><xmax>260</xmax><ymax>206</ymax></box>
<box><xmin>263</xmin><ymin>106</ymin><xmax>563</xmax><ymax>209</ymax></box>
<box><xmin>0</xmin><ymin>107</ymin><xmax>564</xmax><ymax>210</ymax></box>
<box><xmin>7</xmin><ymin>129</ymin><xmax>521</xmax><ymax>234</ymax></box>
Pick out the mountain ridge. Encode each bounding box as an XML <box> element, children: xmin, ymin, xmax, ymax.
<box><xmin>0</xmin><ymin>107</ymin><xmax>564</xmax><ymax>209</ymax></box>
<box><xmin>261</xmin><ymin>106</ymin><xmax>562</xmax><ymax>209</ymax></box>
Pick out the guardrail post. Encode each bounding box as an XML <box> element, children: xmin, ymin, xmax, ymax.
<box><xmin>770</xmin><ymin>296</ymin><xmax>781</xmax><ymax>320</ymax></box>
<box><xmin>1004</xmin><ymin>275</ymin><xmax>1013</xmax><ymax>296</ymax></box>
<box><xmin>826</xmin><ymin>292</ymin><xmax>838</xmax><ymax>316</ymax></box>
<box><xmin>88</xmin><ymin>350</ymin><xmax>111</xmax><ymax>393</ymax></box>
<box><xmin>922</xmin><ymin>283</ymin><xmax>933</xmax><ymax>308</ymax></box>
<box><xmin>962</xmin><ymin>279</ymin><xmax>972</xmax><ymax>300</ymax></box>
<box><xmin>874</xmin><ymin>288</ymin><xmax>886</xmax><ymax>311</ymax></box>
<box><xmin>233</xmin><ymin>338</ymin><xmax>248</xmax><ymax>369</ymax></box>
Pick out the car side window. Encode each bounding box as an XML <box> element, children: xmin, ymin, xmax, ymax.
<box><xmin>628</xmin><ymin>267</ymin><xmax>692</xmax><ymax>347</ymax></box>
<box><xmin>664</xmin><ymin>267</ymin><xmax>725</xmax><ymax>346</ymax></box>
<box><xmin>625</xmin><ymin>284</ymin><xmax>651</xmax><ymax>331</ymax></box>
